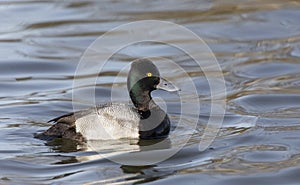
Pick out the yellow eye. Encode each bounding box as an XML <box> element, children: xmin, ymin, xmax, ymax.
<box><xmin>147</xmin><ymin>72</ymin><xmax>152</xmax><ymax>77</ymax></box>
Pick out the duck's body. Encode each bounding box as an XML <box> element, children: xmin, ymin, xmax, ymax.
<box><xmin>36</xmin><ymin>59</ymin><xmax>178</xmax><ymax>142</ymax></box>
<box><xmin>76</xmin><ymin>103</ymin><xmax>140</xmax><ymax>140</ymax></box>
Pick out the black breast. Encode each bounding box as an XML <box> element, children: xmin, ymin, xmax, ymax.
<box><xmin>138</xmin><ymin>107</ymin><xmax>170</xmax><ymax>139</ymax></box>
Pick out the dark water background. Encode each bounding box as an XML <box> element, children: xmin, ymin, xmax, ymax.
<box><xmin>1</xmin><ymin>0</ymin><xmax>300</xmax><ymax>184</ymax></box>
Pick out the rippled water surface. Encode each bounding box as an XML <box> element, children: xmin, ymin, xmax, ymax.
<box><xmin>1</xmin><ymin>0</ymin><xmax>300</xmax><ymax>184</ymax></box>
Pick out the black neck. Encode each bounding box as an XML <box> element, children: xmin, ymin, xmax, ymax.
<box><xmin>129</xmin><ymin>88</ymin><xmax>152</xmax><ymax>111</ymax></box>
<box><xmin>129</xmin><ymin>89</ymin><xmax>171</xmax><ymax>139</ymax></box>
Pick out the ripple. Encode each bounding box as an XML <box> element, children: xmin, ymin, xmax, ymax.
<box><xmin>0</xmin><ymin>60</ymin><xmax>75</xmax><ymax>78</ymax></box>
<box><xmin>240</xmin><ymin>148</ymin><xmax>289</xmax><ymax>163</ymax></box>
<box><xmin>192</xmin><ymin>8</ymin><xmax>300</xmax><ymax>41</ymax></box>
<box><xmin>232</xmin><ymin>94</ymin><xmax>300</xmax><ymax>117</ymax></box>
<box><xmin>224</xmin><ymin>114</ymin><xmax>257</xmax><ymax>129</ymax></box>
<box><xmin>290</xmin><ymin>46</ymin><xmax>300</xmax><ymax>58</ymax></box>
<box><xmin>233</xmin><ymin>61</ymin><xmax>300</xmax><ymax>79</ymax></box>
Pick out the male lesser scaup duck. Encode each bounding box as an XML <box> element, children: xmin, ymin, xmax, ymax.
<box><xmin>36</xmin><ymin>59</ymin><xmax>179</xmax><ymax>142</ymax></box>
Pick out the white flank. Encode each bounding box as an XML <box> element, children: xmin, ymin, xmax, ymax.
<box><xmin>75</xmin><ymin>103</ymin><xmax>140</xmax><ymax>140</ymax></box>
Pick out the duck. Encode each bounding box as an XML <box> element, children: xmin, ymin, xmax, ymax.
<box><xmin>35</xmin><ymin>59</ymin><xmax>179</xmax><ymax>142</ymax></box>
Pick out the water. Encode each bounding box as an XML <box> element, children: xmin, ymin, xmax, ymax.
<box><xmin>1</xmin><ymin>0</ymin><xmax>300</xmax><ymax>184</ymax></box>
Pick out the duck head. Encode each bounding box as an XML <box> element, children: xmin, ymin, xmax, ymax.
<box><xmin>127</xmin><ymin>59</ymin><xmax>179</xmax><ymax>111</ymax></box>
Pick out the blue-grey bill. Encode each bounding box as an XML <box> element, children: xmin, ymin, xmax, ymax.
<box><xmin>157</xmin><ymin>78</ymin><xmax>180</xmax><ymax>92</ymax></box>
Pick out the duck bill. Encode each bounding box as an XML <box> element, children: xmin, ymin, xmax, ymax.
<box><xmin>156</xmin><ymin>78</ymin><xmax>180</xmax><ymax>92</ymax></box>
